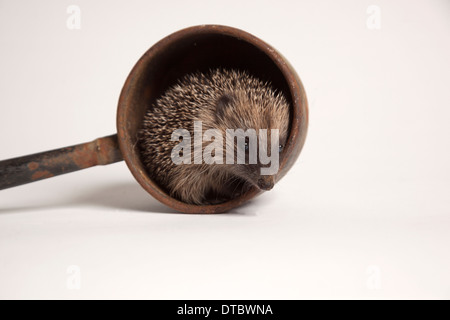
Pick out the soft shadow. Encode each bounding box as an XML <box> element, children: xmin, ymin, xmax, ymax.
<box><xmin>224</xmin><ymin>200</ymin><xmax>258</xmax><ymax>216</ymax></box>
<box><xmin>71</xmin><ymin>182</ymin><xmax>177</xmax><ymax>214</ymax></box>
<box><xmin>0</xmin><ymin>182</ymin><xmax>261</xmax><ymax>216</ymax></box>
<box><xmin>0</xmin><ymin>182</ymin><xmax>177</xmax><ymax>215</ymax></box>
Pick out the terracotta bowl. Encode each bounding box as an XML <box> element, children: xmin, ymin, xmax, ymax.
<box><xmin>117</xmin><ymin>25</ymin><xmax>308</xmax><ymax>213</ymax></box>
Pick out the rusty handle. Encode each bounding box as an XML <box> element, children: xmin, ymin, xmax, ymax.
<box><xmin>0</xmin><ymin>134</ymin><xmax>123</xmax><ymax>190</ymax></box>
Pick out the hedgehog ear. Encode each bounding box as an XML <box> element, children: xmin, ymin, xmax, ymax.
<box><xmin>216</xmin><ymin>93</ymin><xmax>234</xmax><ymax>121</ymax></box>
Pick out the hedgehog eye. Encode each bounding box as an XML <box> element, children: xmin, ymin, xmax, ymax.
<box><xmin>244</xmin><ymin>137</ymin><xmax>250</xmax><ymax>151</ymax></box>
<box><xmin>279</xmin><ymin>144</ymin><xmax>284</xmax><ymax>153</ymax></box>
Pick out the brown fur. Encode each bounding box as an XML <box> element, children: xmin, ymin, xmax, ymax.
<box><xmin>139</xmin><ymin>69</ymin><xmax>290</xmax><ymax>205</ymax></box>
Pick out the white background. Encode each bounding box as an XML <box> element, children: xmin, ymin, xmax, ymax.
<box><xmin>0</xmin><ymin>0</ymin><xmax>449</xmax><ymax>299</ymax></box>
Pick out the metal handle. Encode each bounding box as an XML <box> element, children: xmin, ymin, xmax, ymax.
<box><xmin>0</xmin><ymin>134</ymin><xmax>123</xmax><ymax>190</ymax></box>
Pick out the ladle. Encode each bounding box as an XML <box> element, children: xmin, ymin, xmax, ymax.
<box><xmin>0</xmin><ymin>25</ymin><xmax>308</xmax><ymax>214</ymax></box>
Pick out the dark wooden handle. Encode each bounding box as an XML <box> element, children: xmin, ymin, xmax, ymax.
<box><xmin>0</xmin><ymin>134</ymin><xmax>123</xmax><ymax>190</ymax></box>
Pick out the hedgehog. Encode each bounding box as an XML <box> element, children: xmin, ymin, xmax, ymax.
<box><xmin>139</xmin><ymin>69</ymin><xmax>290</xmax><ymax>205</ymax></box>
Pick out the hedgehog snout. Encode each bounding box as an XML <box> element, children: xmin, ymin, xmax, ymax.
<box><xmin>256</xmin><ymin>175</ymin><xmax>275</xmax><ymax>191</ymax></box>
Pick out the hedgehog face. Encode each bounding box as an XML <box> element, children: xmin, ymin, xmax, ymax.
<box><xmin>222</xmin><ymin>136</ymin><xmax>286</xmax><ymax>191</ymax></box>
<box><xmin>214</xmin><ymin>91</ymin><xmax>290</xmax><ymax>191</ymax></box>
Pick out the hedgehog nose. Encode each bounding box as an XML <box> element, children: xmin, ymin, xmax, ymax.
<box><xmin>257</xmin><ymin>176</ymin><xmax>274</xmax><ymax>191</ymax></box>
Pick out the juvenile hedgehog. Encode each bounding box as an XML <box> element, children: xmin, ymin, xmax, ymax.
<box><xmin>139</xmin><ymin>69</ymin><xmax>290</xmax><ymax>205</ymax></box>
